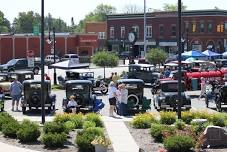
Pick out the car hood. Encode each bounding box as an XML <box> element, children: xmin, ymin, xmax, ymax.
<box><xmin>0</xmin><ymin>64</ymin><xmax>8</xmax><ymax>69</ymax></box>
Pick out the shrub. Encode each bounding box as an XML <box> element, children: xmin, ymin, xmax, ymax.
<box><xmin>2</xmin><ymin>120</ymin><xmax>20</xmax><ymax>138</ymax></box>
<box><xmin>181</xmin><ymin>111</ymin><xmax>195</xmax><ymax>124</ymax></box>
<box><xmin>85</xmin><ymin>113</ymin><xmax>103</xmax><ymax>127</ymax></box>
<box><xmin>16</xmin><ymin>119</ymin><xmax>40</xmax><ymax>142</ymax></box>
<box><xmin>191</xmin><ymin>122</ymin><xmax>210</xmax><ymax>135</ymax></box>
<box><xmin>63</xmin><ymin>121</ymin><xmax>75</xmax><ymax>132</ymax></box>
<box><xmin>131</xmin><ymin>113</ymin><xmax>156</xmax><ymax>129</ymax></box>
<box><xmin>54</xmin><ymin>113</ymin><xmax>72</xmax><ymax>124</ymax></box>
<box><xmin>83</xmin><ymin>121</ymin><xmax>96</xmax><ymax>130</ymax></box>
<box><xmin>70</xmin><ymin>113</ymin><xmax>84</xmax><ymax>129</ymax></box>
<box><xmin>211</xmin><ymin>114</ymin><xmax>225</xmax><ymax>127</ymax></box>
<box><xmin>41</xmin><ymin>132</ymin><xmax>67</xmax><ymax>148</ymax></box>
<box><xmin>164</xmin><ymin>135</ymin><xmax>195</xmax><ymax>152</ymax></box>
<box><xmin>193</xmin><ymin>111</ymin><xmax>213</xmax><ymax>120</ymax></box>
<box><xmin>0</xmin><ymin>112</ymin><xmax>16</xmax><ymax>131</ymax></box>
<box><xmin>75</xmin><ymin>127</ymin><xmax>104</xmax><ymax>151</ymax></box>
<box><xmin>43</xmin><ymin>122</ymin><xmax>65</xmax><ymax>134</ymax></box>
<box><xmin>150</xmin><ymin>123</ymin><xmax>174</xmax><ymax>142</ymax></box>
<box><xmin>160</xmin><ymin>112</ymin><xmax>176</xmax><ymax>125</ymax></box>
<box><xmin>174</xmin><ymin>119</ymin><xmax>186</xmax><ymax>130</ymax></box>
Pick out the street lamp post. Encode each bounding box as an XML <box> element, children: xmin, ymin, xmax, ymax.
<box><xmin>53</xmin><ymin>27</ymin><xmax>57</xmax><ymax>85</ymax></box>
<box><xmin>41</xmin><ymin>0</ymin><xmax>45</xmax><ymax>124</ymax></box>
<box><xmin>143</xmin><ymin>0</ymin><xmax>147</xmax><ymax>57</ymax></box>
<box><xmin>177</xmin><ymin>0</ymin><xmax>182</xmax><ymax>119</ymax></box>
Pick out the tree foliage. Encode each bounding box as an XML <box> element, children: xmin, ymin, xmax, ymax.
<box><xmin>123</xmin><ymin>4</ymin><xmax>143</xmax><ymax>13</ymax></box>
<box><xmin>12</xmin><ymin>11</ymin><xmax>68</xmax><ymax>33</ymax></box>
<box><xmin>0</xmin><ymin>11</ymin><xmax>11</xmax><ymax>33</ymax></box>
<box><xmin>92</xmin><ymin>51</ymin><xmax>119</xmax><ymax>67</ymax></box>
<box><xmin>74</xmin><ymin>4</ymin><xmax>116</xmax><ymax>32</ymax></box>
<box><xmin>145</xmin><ymin>48</ymin><xmax>167</xmax><ymax>66</ymax></box>
<box><xmin>163</xmin><ymin>3</ymin><xmax>187</xmax><ymax>11</ymax></box>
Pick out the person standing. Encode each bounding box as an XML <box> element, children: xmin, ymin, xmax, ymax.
<box><xmin>108</xmin><ymin>81</ymin><xmax>117</xmax><ymax>117</ymax></box>
<box><xmin>67</xmin><ymin>95</ymin><xmax>78</xmax><ymax>113</ymax></box>
<box><xmin>199</xmin><ymin>77</ymin><xmax>206</xmax><ymax>100</ymax></box>
<box><xmin>119</xmin><ymin>84</ymin><xmax>128</xmax><ymax>116</ymax></box>
<box><xmin>10</xmin><ymin>78</ymin><xmax>23</xmax><ymax>111</ymax></box>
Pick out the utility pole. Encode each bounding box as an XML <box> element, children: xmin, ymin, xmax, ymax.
<box><xmin>41</xmin><ymin>0</ymin><xmax>45</xmax><ymax>124</ymax></box>
<box><xmin>53</xmin><ymin>27</ymin><xmax>57</xmax><ymax>85</ymax></box>
<box><xmin>177</xmin><ymin>0</ymin><xmax>182</xmax><ymax>119</ymax></box>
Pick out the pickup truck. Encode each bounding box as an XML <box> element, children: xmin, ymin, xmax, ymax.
<box><xmin>0</xmin><ymin>58</ymin><xmax>41</xmax><ymax>74</ymax></box>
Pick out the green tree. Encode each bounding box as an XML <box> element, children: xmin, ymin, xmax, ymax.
<box><xmin>145</xmin><ymin>48</ymin><xmax>167</xmax><ymax>67</ymax></box>
<box><xmin>92</xmin><ymin>51</ymin><xmax>119</xmax><ymax>79</ymax></box>
<box><xmin>163</xmin><ymin>3</ymin><xmax>187</xmax><ymax>11</ymax></box>
<box><xmin>0</xmin><ymin>10</ymin><xmax>11</xmax><ymax>33</ymax></box>
<box><xmin>74</xmin><ymin>4</ymin><xmax>116</xmax><ymax>32</ymax></box>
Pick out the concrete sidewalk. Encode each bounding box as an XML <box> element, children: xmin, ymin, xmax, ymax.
<box><xmin>0</xmin><ymin>142</ymin><xmax>40</xmax><ymax>152</ymax></box>
<box><xmin>102</xmin><ymin>116</ymin><xmax>139</xmax><ymax>152</ymax></box>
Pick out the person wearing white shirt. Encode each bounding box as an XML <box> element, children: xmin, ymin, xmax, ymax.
<box><xmin>108</xmin><ymin>81</ymin><xmax>117</xmax><ymax>117</ymax></box>
<box><xmin>119</xmin><ymin>84</ymin><xmax>128</xmax><ymax>116</ymax></box>
<box><xmin>67</xmin><ymin>95</ymin><xmax>78</xmax><ymax>113</ymax></box>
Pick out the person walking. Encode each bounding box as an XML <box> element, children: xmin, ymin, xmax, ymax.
<box><xmin>10</xmin><ymin>78</ymin><xmax>23</xmax><ymax>111</ymax></box>
<box><xmin>108</xmin><ymin>81</ymin><xmax>117</xmax><ymax>117</ymax></box>
<box><xmin>199</xmin><ymin>77</ymin><xmax>206</xmax><ymax>100</ymax></box>
<box><xmin>119</xmin><ymin>84</ymin><xmax>128</xmax><ymax>116</ymax></box>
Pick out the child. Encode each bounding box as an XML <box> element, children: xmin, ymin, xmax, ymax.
<box><xmin>67</xmin><ymin>95</ymin><xmax>78</xmax><ymax>113</ymax></box>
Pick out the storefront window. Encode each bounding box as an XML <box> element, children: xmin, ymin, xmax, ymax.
<box><xmin>200</xmin><ymin>22</ymin><xmax>204</xmax><ymax>33</ymax></box>
<box><xmin>110</xmin><ymin>27</ymin><xmax>114</xmax><ymax>38</ymax></box>
<box><xmin>146</xmin><ymin>26</ymin><xmax>152</xmax><ymax>38</ymax></box>
<box><xmin>132</xmin><ymin>25</ymin><xmax>139</xmax><ymax>38</ymax></box>
<box><xmin>98</xmin><ymin>32</ymin><xmax>105</xmax><ymax>39</ymax></box>
<box><xmin>159</xmin><ymin>25</ymin><xmax>164</xmax><ymax>36</ymax></box>
<box><xmin>121</xmin><ymin>27</ymin><xmax>125</xmax><ymax>39</ymax></box>
<box><xmin>171</xmin><ymin>25</ymin><xmax>176</xmax><ymax>36</ymax></box>
<box><xmin>208</xmin><ymin>22</ymin><xmax>213</xmax><ymax>33</ymax></box>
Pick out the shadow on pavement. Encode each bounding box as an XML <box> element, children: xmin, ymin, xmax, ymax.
<box><xmin>22</xmin><ymin>108</ymin><xmax>57</xmax><ymax>116</ymax></box>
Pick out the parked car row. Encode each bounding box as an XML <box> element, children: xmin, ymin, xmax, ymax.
<box><xmin>45</xmin><ymin>53</ymin><xmax>79</xmax><ymax>64</ymax></box>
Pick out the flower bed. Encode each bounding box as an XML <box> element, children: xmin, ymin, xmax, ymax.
<box><xmin>127</xmin><ymin>111</ymin><xmax>227</xmax><ymax>152</ymax></box>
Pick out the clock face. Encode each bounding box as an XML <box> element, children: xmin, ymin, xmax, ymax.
<box><xmin>128</xmin><ymin>32</ymin><xmax>135</xmax><ymax>43</ymax></box>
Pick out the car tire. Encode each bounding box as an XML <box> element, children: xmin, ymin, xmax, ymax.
<box><xmin>127</xmin><ymin>94</ymin><xmax>139</xmax><ymax>107</ymax></box>
<box><xmin>33</xmin><ymin>67</ymin><xmax>40</xmax><ymax>75</ymax></box>
<box><xmin>22</xmin><ymin>107</ymin><xmax>26</xmax><ymax>114</ymax></box>
<box><xmin>101</xmin><ymin>84</ymin><xmax>108</xmax><ymax>94</ymax></box>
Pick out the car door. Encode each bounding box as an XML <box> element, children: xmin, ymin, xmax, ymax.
<box><xmin>15</xmin><ymin>59</ymin><xmax>28</xmax><ymax>70</ymax></box>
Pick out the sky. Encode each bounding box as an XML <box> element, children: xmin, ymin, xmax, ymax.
<box><xmin>1</xmin><ymin>0</ymin><xmax>227</xmax><ymax>25</ymax></box>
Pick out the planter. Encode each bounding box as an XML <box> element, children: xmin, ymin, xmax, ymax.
<box><xmin>94</xmin><ymin>144</ymin><xmax>108</xmax><ymax>152</ymax></box>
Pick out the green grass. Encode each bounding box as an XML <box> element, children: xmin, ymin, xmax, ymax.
<box><xmin>51</xmin><ymin>85</ymin><xmax>63</xmax><ymax>90</ymax></box>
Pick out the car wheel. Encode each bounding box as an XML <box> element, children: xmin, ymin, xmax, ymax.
<box><xmin>101</xmin><ymin>84</ymin><xmax>108</xmax><ymax>94</ymax></box>
<box><xmin>33</xmin><ymin>67</ymin><xmax>39</xmax><ymax>75</ymax></box>
<box><xmin>127</xmin><ymin>94</ymin><xmax>139</xmax><ymax>107</ymax></box>
<box><xmin>22</xmin><ymin>107</ymin><xmax>26</xmax><ymax>114</ymax></box>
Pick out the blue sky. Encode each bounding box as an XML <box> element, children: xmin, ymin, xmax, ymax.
<box><xmin>1</xmin><ymin>0</ymin><xmax>227</xmax><ymax>25</ymax></box>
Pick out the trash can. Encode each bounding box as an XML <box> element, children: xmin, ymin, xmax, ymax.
<box><xmin>191</xmin><ymin>78</ymin><xmax>198</xmax><ymax>91</ymax></box>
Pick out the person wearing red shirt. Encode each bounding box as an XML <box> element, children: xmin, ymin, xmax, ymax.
<box><xmin>44</xmin><ymin>74</ymin><xmax>51</xmax><ymax>80</ymax></box>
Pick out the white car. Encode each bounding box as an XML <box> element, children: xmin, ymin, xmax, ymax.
<box><xmin>62</xmin><ymin>54</ymin><xmax>79</xmax><ymax>63</ymax></box>
<box><xmin>45</xmin><ymin>55</ymin><xmax>60</xmax><ymax>64</ymax></box>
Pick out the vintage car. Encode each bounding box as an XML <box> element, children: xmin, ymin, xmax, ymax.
<box><xmin>152</xmin><ymin>80</ymin><xmax>191</xmax><ymax>111</ymax></box>
<box><xmin>63</xmin><ymin>70</ymin><xmax>108</xmax><ymax>94</ymax></box>
<box><xmin>116</xmin><ymin>79</ymin><xmax>151</xmax><ymax>111</ymax></box>
<box><xmin>0</xmin><ymin>71</ymin><xmax>34</xmax><ymax>96</ymax></box>
<box><xmin>62</xmin><ymin>80</ymin><xmax>96</xmax><ymax>112</ymax></box>
<box><xmin>127</xmin><ymin>64</ymin><xmax>162</xmax><ymax>85</ymax></box>
<box><xmin>21</xmin><ymin>80</ymin><xmax>56</xmax><ymax>114</ymax></box>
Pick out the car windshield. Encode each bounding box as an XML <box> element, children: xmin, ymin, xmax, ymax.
<box><xmin>162</xmin><ymin>83</ymin><xmax>185</xmax><ymax>92</ymax></box>
<box><xmin>7</xmin><ymin>59</ymin><xmax>17</xmax><ymax>65</ymax></box>
<box><xmin>30</xmin><ymin>84</ymin><xmax>41</xmax><ymax>89</ymax></box>
<box><xmin>67</xmin><ymin>84</ymin><xmax>89</xmax><ymax>92</ymax></box>
<box><xmin>125</xmin><ymin>84</ymin><xmax>138</xmax><ymax>89</ymax></box>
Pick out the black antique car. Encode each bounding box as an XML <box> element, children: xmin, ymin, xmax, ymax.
<box><xmin>153</xmin><ymin>80</ymin><xmax>191</xmax><ymax>111</ymax></box>
<box><xmin>127</xmin><ymin>64</ymin><xmax>162</xmax><ymax>85</ymax></box>
<box><xmin>21</xmin><ymin>80</ymin><xmax>56</xmax><ymax>114</ymax></box>
<box><xmin>62</xmin><ymin>80</ymin><xmax>96</xmax><ymax>112</ymax></box>
<box><xmin>116</xmin><ymin>79</ymin><xmax>151</xmax><ymax>111</ymax></box>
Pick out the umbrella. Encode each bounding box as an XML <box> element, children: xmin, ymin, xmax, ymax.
<box><xmin>202</xmin><ymin>50</ymin><xmax>221</xmax><ymax>57</ymax></box>
<box><xmin>49</xmin><ymin>60</ymin><xmax>89</xmax><ymax>69</ymax></box>
<box><xmin>185</xmin><ymin>57</ymin><xmax>196</xmax><ymax>62</ymax></box>
<box><xmin>182</xmin><ymin>50</ymin><xmax>207</xmax><ymax>57</ymax></box>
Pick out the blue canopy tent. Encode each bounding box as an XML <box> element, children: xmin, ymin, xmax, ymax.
<box><xmin>202</xmin><ymin>50</ymin><xmax>221</xmax><ymax>57</ymax></box>
<box><xmin>182</xmin><ymin>50</ymin><xmax>207</xmax><ymax>58</ymax></box>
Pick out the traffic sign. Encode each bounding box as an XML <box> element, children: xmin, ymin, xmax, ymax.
<box><xmin>33</xmin><ymin>25</ymin><xmax>40</xmax><ymax>36</ymax></box>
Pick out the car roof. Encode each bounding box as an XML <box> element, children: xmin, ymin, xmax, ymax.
<box><xmin>117</xmin><ymin>79</ymin><xmax>144</xmax><ymax>84</ymax></box>
<box><xmin>160</xmin><ymin>80</ymin><xmax>184</xmax><ymax>84</ymax></box>
<box><xmin>64</xmin><ymin>54</ymin><xmax>78</xmax><ymax>56</ymax></box>
<box><xmin>23</xmin><ymin>80</ymin><xmax>50</xmax><ymax>84</ymax></box>
<box><xmin>66</xmin><ymin>69</ymin><xmax>94</xmax><ymax>73</ymax></box>
<box><xmin>9</xmin><ymin>70</ymin><xmax>34</xmax><ymax>74</ymax></box>
<box><xmin>129</xmin><ymin>63</ymin><xmax>154</xmax><ymax>68</ymax></box>
<box><xmin>215</xmin><ymin>59</ymin><xmax>227</xmax><ymax>61</ymax></box>
<box><xmin>66</xmin><ymin>80</ymin><xmax>92</xmax><ymax>84</ymax></box>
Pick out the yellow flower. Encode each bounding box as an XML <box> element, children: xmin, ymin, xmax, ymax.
<box><xmin>91</xmin><ymin>136</ymin><xmax>111</xmax><ymax>147</ymax></box>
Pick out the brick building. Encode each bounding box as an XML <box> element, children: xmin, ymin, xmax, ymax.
<box><xmin>0</xmin><ymin>33</ymin><xmax>97</xmax><ymax>64</ymax></box>
<box><xmin>107</xmin><ymin>9</ymin><xmax>227</xmax><ymax>57</ymax></box>
<box><xmin>85</xmin><ymin>22</ymin><xmax>107</xmax><ymax>51</ymax></box>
